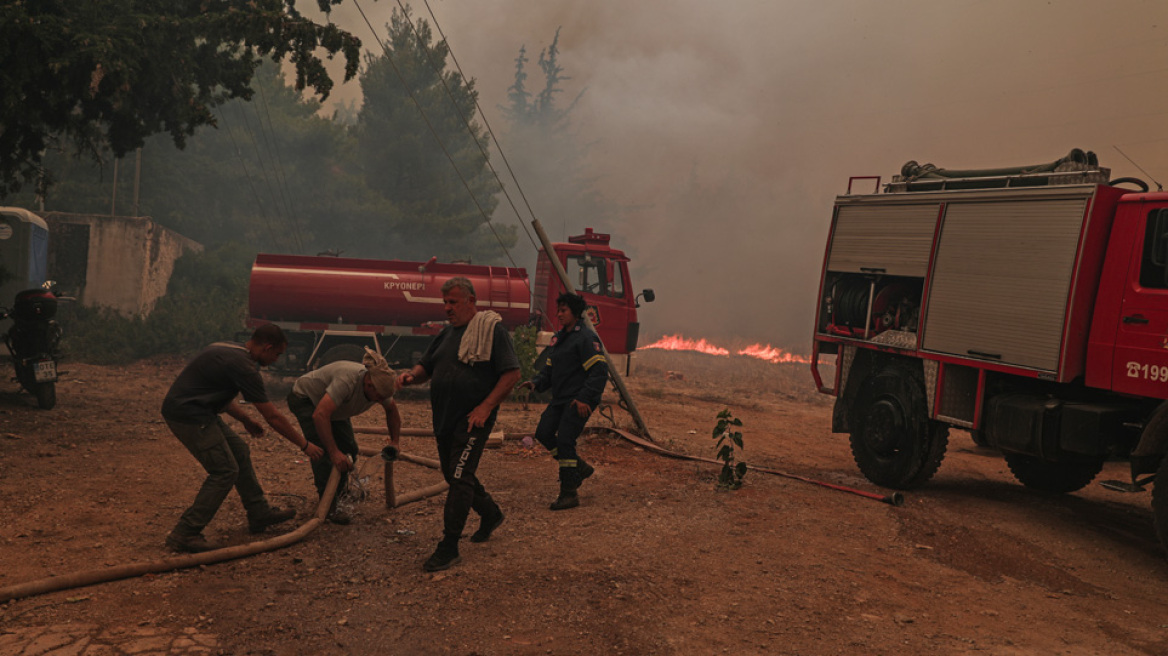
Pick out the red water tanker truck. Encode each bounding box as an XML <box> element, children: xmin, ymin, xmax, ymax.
<box><xmin>809</xmin><ymin>148</ymin><xmax>1168</xmax><ymax>553</ymax></box>
<box><xmin>247</xmin><ymin>228</ymin><xmax>654</xmax><ymax>374</ymax></box>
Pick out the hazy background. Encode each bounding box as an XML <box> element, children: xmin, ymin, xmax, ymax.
<box><xmin>314</xmin><ymin>0</ymin><xmax>1168</xmax><ymax>350</ymax></box>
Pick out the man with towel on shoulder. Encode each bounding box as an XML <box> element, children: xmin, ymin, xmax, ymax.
<box><xmin>287</xmin><ymin>347</ymin><xmax>401</xmax><ymax>524</ymax></box>
<box><xmin>398</xmin><ymin>276</ymin><xmax>520</xmax><ymax>572</ymax></box>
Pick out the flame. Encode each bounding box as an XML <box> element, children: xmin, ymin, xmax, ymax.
<box><xmin>736</xmin><ymin>343</ymin><xmax>812</xmax><ymax>365</ymax></box>
<box><xmin>641</xmin><ymin>334</ymin><xmax>811</xmax><ymax>364</ymax></box>
<box><xmin>642</xmin><ymin>334</ymin><xmax>729</xmax><ymax>356</ymax></box>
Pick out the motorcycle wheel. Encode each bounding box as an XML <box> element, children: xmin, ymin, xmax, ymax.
<box><xmin>34</xmin><ymin>381</ymin><xmax>56</xmax><ymax>410</ymax></box>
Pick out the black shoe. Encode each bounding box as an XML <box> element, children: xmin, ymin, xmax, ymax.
<box><xmin>248</xmin><ymin>506</ymin><xmax>296</xmax><ymax>534</ymax></box>
<box><xmin>549</xmin><ymin>490</ymin><xmax>579</xmax><ymax>511</ymax></box>
<box><xmin>469</xmin><ymin>508</ymin><xmax>505</xmax><ymax>543</ymax></box>
<box><xmin>166</xmin><ymin>532</ymin><xmax>218</xmax><ymax>553</ymax></box>
<box><xmin>423</xmin><ymin>542</ymin><xmax>462</xmax><ymax>572</ymax></box>
<box><xmin>326</xmin><ymin>508</ymin><xmax>352</xmax><ymax>525</ymax></box>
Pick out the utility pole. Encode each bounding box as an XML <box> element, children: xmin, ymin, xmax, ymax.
<box><xmin>110</xmin><ymin>158</ymin><xmax>119</xmax><ymax>216</ymax></box>
<box><xmin>132</xmin><ymin>148</ymin><xmax>142</xmax><ymax>216</ymax></box>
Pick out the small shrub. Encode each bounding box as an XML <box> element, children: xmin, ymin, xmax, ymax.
<box><xmin>712</xmin><ymin>408</ymin><xmax>746</xmax><ymax>490</ymax></box>
<box><xmin>513</xmin><ymin>324</ymin><xmax>539</xmax><ymax>383</ymax></box>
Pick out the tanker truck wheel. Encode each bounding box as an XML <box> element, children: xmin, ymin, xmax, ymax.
<box><xmin>1154</xmin><ymin>456</ymin><xmax>1168</xmax><ymax>556</ymax></box>
<box><xmin>316</xmin><ymin>344</ymin><xmax>367</xmax><ymax>369</ymax></box>
<box><xmin>1002</xmin><ymin>452</ymin><xmax>1104</xmax><ymax>494</ymax></box>
<box><xmin>848</xmin><ymin>363</ymin><xmax>948</xmax><ymax>490</ymax></box>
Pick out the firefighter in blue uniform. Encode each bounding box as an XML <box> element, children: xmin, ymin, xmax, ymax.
<box><xmin>520</xmin><ymin>292</ymin><xmax>608</xmax><ymax>510</ymax></box>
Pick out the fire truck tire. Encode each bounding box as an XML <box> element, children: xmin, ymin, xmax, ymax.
<box><xmin>1153</xmin><ymin>457</ymin><xmax>1168</xmax><ymax>556</ymax></box>
<box><xmin>317</xmin><ymin>344</ymin><xmax>367</xmax><ymax>369</ymax></box>
<box><xmin>1002</xmin><ymin>452</ymin><xmax>1104</xmax><ymax>494</ymax></box>
<box><xmin>848</xmin><ymin>364</ymin><xmax>948</xmax><ymax>490</ymax></box>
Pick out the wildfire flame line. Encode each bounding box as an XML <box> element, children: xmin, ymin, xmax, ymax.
<box><xmin>641</xmin><ymin>334</ymin><xmax>811</xmax><ymax>364</ymax></box>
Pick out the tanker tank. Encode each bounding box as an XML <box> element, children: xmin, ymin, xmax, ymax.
<box><xmin>248</xmin><ymin>254</ymin><xmax>531</xmax><ymax>328</ymax></box>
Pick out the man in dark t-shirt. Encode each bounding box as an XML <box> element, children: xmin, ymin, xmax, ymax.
<box><xmin>399</xmin><ymin>277</ymin><xmax>520</xmax><ymax>572</ymax></box>
<box><xmin>161</xmin><ymin>324</ymin><xmax>324</xmax><ymax>553</ymax></box>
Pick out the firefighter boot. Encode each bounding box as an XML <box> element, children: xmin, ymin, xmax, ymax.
<box><xmin>577</xmin><ymin>459</ymin><xmax>595</xmax><ymax>489</ymax></box>
<box><xmin>549</xmin><ymin>484</ymin><xmax>579</xmax><ymax>511</ymax></box>
<box><xmin>550</xmin><ymin>466</ymin><xmax>581</xmax><ymax>511</ymax></box>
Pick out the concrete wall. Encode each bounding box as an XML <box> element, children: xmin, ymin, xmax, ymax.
<box><xmin>43</xmin><ymin>213</ymin><xmax>203</xmax><ymax>317</ymax></box>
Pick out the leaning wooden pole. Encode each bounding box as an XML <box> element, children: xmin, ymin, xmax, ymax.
<box><xmin>531</xmin><ymin>219</ymin><xmax>653</xmax><ymax>441</ymax></box>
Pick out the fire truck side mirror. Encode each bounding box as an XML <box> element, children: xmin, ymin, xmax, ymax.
<box><xmin>636</xmin><ymin>289</ymin><xmax>656</xmax><ymax>307</ymax></box>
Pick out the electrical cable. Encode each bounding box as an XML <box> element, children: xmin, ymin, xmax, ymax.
<box><xmin>235</xmin><ymin>102</ymin><xmax>297</xmax><ymax>253</ymax></box>
<box><xmin>351</xmin><ymin>0</ymin><xmax>526</xmax><ymax>274</ymax></box>
<box><xmin>253</xmin><ymin>80</ymin><xmax>307</xmax><ymax>253</ymax></box>
<box><xmin>219</xmin><ymin>109</ymin><xmax>281</xmax><ymax>250</ymax></box>
<box><xmin>404</xmin><ymin>0</ymin><xmax>542</xmax><ymax>258</ymax></box>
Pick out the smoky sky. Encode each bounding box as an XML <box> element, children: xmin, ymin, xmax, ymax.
<box><xmin>314</xmin><ymin>0</ymin><xmax>1168</xmax><ymax>350</ymax></box>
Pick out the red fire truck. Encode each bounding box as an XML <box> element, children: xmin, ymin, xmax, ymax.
<box><xmin>247</xmin><ymin>228</ymin><xmax>653</xmax><ymax>374</ymax></box>
<box><xmin>810</xmin><ymin>149</ymin><xmax>1168</xmax><ymax>552</ymax></box>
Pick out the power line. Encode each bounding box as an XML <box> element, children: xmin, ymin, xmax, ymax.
<box><xmin>219</xmin><ymin>110</ymin><xmax>281</xmax><ymax>250</ymax></box>
<box><xmin>253</xmin><ymin>80</ymin><xmax>306</xmax><ymax>253</ymax></box>
<box><xmin>398</xmin><ymin>0</ymin><xmax>542</xmax><ymax>256</ymax></box>
<box><xmin>234</xmin><ymin>102</ymin><xmax>297</xmax><ymax>253</ymax></box>
<box><xmin>352</xmin><ymin>0</ymin><xmax>527</xmax><ymax>275</ymax></box>
<box><xmin>1113</xmin><ymin>144</ymin><xmax>1164</xmax><ymax>191</ymax></box>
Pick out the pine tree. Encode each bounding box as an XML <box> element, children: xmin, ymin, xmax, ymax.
<box><xmin>354</xmin><ymin>7</ymin><xmax>513</xmax><ymax>263</ymax></box>
<box><xmin>502</xmin><ymin>28</ymin><xmax>614</xmax><ymax>241</ymax></box>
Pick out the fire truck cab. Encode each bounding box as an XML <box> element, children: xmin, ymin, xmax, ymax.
<box><xmin>810</xmin><ymin>149</ymin><xmax>1168</xmax><ymax>553</ymax></box>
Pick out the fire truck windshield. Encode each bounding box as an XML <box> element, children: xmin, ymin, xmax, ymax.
<box><xmin>565</xmin><ymin>255</ymin><xmax>625</xmax><ymax>298</ymax></box>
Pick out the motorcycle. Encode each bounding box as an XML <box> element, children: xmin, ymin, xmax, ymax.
<box><xmin>1</xmin><ymin>285</ymin><xmax>62</xmax><ymax>409</ymax></box>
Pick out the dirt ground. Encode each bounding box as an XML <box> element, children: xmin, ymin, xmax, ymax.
<box><xmin>2</xmin><ymin>349</ymin><xmax>1168</xmax><ymax>655</ymax></box>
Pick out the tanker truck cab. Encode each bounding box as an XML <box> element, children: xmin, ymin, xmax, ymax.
<box><xmin>810</xmin><ymin>149</ymin><xmax>1168</xmax><ymax>555</ymax></box>
<box><xmin>533</xmin><ymin>228</ymin><xmax>652</xmax><ymax>355</ymax></box>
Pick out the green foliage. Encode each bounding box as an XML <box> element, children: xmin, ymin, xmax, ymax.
<box><xmin>59</xmin><ymin>244</ymin><xmax>253</xmax><ymax>364</ymax></box>
<box><xmin>8</xmin><ymin>60</ymin><xmax>404</xmax><ymax>258</ymax></box>
<box><xmin>8</xmin><ymin>10</ymin><xmax>522</xmax><ymax>265</ymax></box>
<box><xmin>354</xmin><ymin>7</ymin><xmax>512</xmax><ymax>263</ymax></box>
<box><xmin>513</xmin><ymin>325</ymin><xmax>539</xmax><ymax>384</ymax></box>
<box><xmin>712</xmin><ymin>409</ymin><xmax>747</xmax><ymax>491</ymax></box>
<box><xmin>0</xmin><ymin>0</ymin><xmax>361</xmax><ymax>199</ymax></box>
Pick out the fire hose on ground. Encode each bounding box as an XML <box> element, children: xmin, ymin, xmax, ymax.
<box><xmin>599</xmin><ymin>427</ymin><xmax>905</xmax><ymax>507</ymax></box>
<box><xmin>362</xmin><ymin>425</ymin><xmax>904</xmax><ymax>505</ymax></box>
<box><xmin>0</xmin><ymin>446</ymin><xmax>449</xmax><ymax>604</ymax></box>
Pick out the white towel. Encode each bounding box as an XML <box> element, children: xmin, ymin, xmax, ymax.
<box><xmin>458</xmin><ymin>310</ymin><xmax>502</xmax><ymax>365</ymax></box>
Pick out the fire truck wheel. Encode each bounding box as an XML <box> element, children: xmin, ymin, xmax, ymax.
<box><xmin>1002</xmin><ymin>452</ymin><xmax>1104</xmax><ymax>494</ymax></box>
<box><xmin>848</xmin><ymin>364</ymin><xmax>948</xmax><ymax>490</ymax></box>
<box><xmin>317</xmin><ymin>344</ymin><xmax>367</xmax><ymax>369</ymax></box>
<box><xmin>1153</xmin><ymin>456</ymin><xmax>1168</xmax><ymax>556</ymax></box>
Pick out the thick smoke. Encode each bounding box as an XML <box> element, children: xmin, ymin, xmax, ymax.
<box><xmin>317</xmin><ymin>0</ymin><xmax>1168</xmax><ymax>350</ymax></box>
